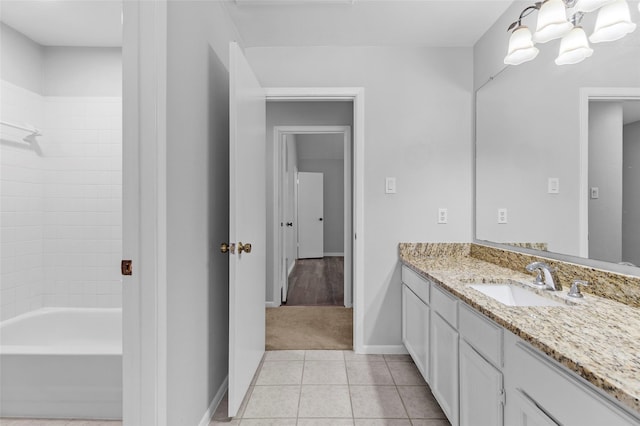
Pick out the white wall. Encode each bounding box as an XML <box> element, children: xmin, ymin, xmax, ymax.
<box><xmin>298</xmin><ymin>156</ymin><xmax>344</xmax><ymax>255</ymax></box>
<box><xmin>1</xmin><ymin>81</ymin><xmax>46</xmax><ymax>321</ymax></box>
<box><xmin>285</xmin><ymin>135</ymin><xmax>298</xmax><ymax>274</ymax></box>
<box><xmin>589</xmin><ymin>102</ymin><xmax>623</xmax><ymax>263</ymax></box>
<box><xmin>474</xmin><ymin>2</ymin><xmax>640</xmax><ymax>256</ymax></box>
<box><xmin>265</xmin><ymin>101</ymin><xmax>353</xmax><ymax>303</ymax></box>
<box><xmin>250</xmin><ymin>46</ymin><xmax>474</xmax><ymax>347</ymax></box>
<box><xmin>0</xmin><ymin>23</ymin><xmax>44</xmax><ymax>94</ymax></box>
<box><xmin>623</xmin><ymin>120</ymin><xmax>640</xmax><ymax>266</ymax></box>
<box><xmin>165</xmin><ymin>1</ymin><xmax>240</xmax><ymax>424</ymax></box>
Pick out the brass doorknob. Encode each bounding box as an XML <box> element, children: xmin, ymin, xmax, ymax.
<box><xmin>237</xmin><ymin>242</ymin><xmax>252</xmax><ymax>254</ymax></box>
<box><xmin>220</xmin><ymin>243</ymin><xmax>235</xmax><ymax>254</ymax></box>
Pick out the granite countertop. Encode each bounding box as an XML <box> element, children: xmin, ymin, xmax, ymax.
<box><xmin>400</xmin><ymin>252</ymin><xmax>640</xmax><ymax>416</ymax></box>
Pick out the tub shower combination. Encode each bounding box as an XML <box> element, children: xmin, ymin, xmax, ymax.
<box><xmin>0</xmin><ymin>308</ymin><xmax>122</xmax><ymax>419</ymax></box>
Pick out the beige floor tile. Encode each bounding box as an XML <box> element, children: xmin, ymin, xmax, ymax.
<box><xmin>354</xmin><ymin>420</ymin><xmax>412</xmax><ymax>426</ymax></box>
<box><xmin>255</xmin><ymin>361</ymin><xmax>304</xmax><ymax>385</ymax></box>
<box><xmin>263</xmin><ymin>350</ymin><xmax>305</xmax><ymax>361</ymax></box>
<box><xmin>242</xmin><ymin>385</ymin><xmax>300</xmax><ymax>419</ymax></box>
<box><xmin>409</xmin><ymin>420</ymin><xmax>451</xmax><ymax>426</ymax></box>
<box><xmin>384</xmin><ymin>354</ymin><xmax>413</xmax><ymax>362</ymax></box>
<box><xmin>387</xmin><ymin>362</ymin><xmax>425</xmax><ymax>386</ymax></box>
<box><xmin>350</xmin><ymin>386</ymin><xmax>408</xmax><ymax>419</ymax></box>
<box><xmin>346</xmin><ymin>361</ymin><xmax>394</xmax><ymax>385</ymax></box>
<box><xmin>302</xmin><ymin>360</ymin><xmax>348</xmax><ymax>385</ymax></box>
<box><xmin>239</xmin><ymin>419</ymin><xmax>296</xmax><ymax>425</ymax></box>
<box><xmin>343</xmin><ymin>352</ymin><xmax>384</xmax><ymax>362</ymax></box>
<box><xmin>304</xmin><ymin>350</ymin><xmax>345</xmax><ymax>361</ymax></box>
<box><xmin>397</xmin><ymin>386</ymin><xmax>446</xmax><ymax>419</ymax></box>
<box><xmin>298</xmin><ymin>385</ymin><xmax>353</xmax><ymax>418</ymax></box>
<box><xmin>297</xmin><ymin>419</ymin><xmax>354</xmax><ymax>425</ymax></box>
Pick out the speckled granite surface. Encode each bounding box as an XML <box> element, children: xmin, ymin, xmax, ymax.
<box><xmin>399</xmin><ymin>243</ymin><xmax>640</xmax><ymax>416</ymax></box>
<box><xmin>471</xmin><ymin>244</ymin><xmax>640</xmax><ymax>308</ymax></box>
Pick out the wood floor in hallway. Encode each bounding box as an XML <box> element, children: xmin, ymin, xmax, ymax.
<box><xmin>286</xmin><ymin>256</ymin><xmax>344</xmax><ymax>306</ymax></box>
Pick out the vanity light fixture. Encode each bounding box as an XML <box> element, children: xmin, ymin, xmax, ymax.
<box><xmin>504</xmin><ymin>0</ymin><xmax>637</xmax><ymax>66</ymax></box>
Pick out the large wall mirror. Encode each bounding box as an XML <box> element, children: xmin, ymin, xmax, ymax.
<box><xmin>475</xmin><ymin>2</ymin><xmax>640</xmax><ymax>275</ymax></box>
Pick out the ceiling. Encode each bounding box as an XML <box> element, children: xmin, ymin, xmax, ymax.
<box><xmin>0</xmin><ymin>0</ymin><xmax>514</xmax><ymax>48</ymax></box>
<box><xmin>623</xmin><ymin>100</ymin><xmax>640</xmax><ymax>125</ymax></box>
<box><xmin>0</xmin><ymin>0</ymin><xmax>123</xmax><ymax>47</ymax></box>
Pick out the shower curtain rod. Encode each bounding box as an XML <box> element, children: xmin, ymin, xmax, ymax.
<box><xmin>0</xmin><ymin>120</ymin><xmax>42</xmax><ymax>137</ymax></box>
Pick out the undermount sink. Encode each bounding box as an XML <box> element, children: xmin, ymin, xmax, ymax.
<box><xmin>469</xmin><ymin>284</ymin><xmax>567</xmax><ymax>307</ymax></box>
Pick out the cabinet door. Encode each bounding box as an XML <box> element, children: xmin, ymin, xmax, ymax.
<box><xmin>430</xmin><ymin>312</ymin><xmax>459</xmax><ymax>426</ymax></box>
<box><xmin>402</xmin><ymin>284</ymin><xmax>429</xmax><ymax>380</ymax></box>
<box><xmin>512</xmin><ymin>390</ymin><xmax>560</xmax><ymax>426</ymax></box>
<box><xmin>459</xmin><ymin>340</ymin><xmax>503</xmax><ymax>426</ymax></box>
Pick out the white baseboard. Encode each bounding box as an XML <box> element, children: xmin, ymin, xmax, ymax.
<box><xmin>357</xmin><ymin>345</ymin><xmax>408</xmax><ymax>355</ymax></box>
<box><xmin>197</xmin><ymin>375</ymin><xmax>228</xmax><ymax>426</ymax></box>
<box><xmin>324</xmin><ymin>252</ymin><xmax>344</xmax><ymax>257</ymax></box>
<box><xmin>265</xmin><ymin>301</ymin><xmax>280</xmax><ymax>308</ymax></box>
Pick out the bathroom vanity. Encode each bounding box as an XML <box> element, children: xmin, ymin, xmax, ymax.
<box><xmin>399</xmin><ymin>243</ymin><xmax>640</xmax><ymax>426</ymax></box>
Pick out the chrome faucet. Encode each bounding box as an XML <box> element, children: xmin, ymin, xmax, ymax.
<box><xmin>525</xmin><ymin>262</ymin><xmax>560</xmax><ymax>291</ymax></box>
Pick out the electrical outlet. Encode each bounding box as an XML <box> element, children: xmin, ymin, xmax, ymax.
<box><xmin>498</xmin><ymin>208</ymin><xmax>508</xmax><ymax>224</ymax></box>
<box><xmin>548</xmin><ymin>177</ymin><xmax>560</xmax><ymax>194</ymax></box>
<box><xmin>591</xmin><ymin>187</ymin><xmax>599</xmax><ymax>199</ymax></box>
<box><xmin>438</xmin><ymin>208</ymin><xmax>448</xmax><ymax>224</ymax></box>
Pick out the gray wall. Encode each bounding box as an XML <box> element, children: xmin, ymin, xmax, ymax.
<box><xmin>623</xmin><ymin>120</ymin><xmax>640</xmax><ymax>266</ymax></box>
<box><xmin>589</xmin><ymin>102</ymin><xmax>623</xmax><ymax>263</ymax></box>
<box><xmin>44</xmin><ymin>47</ymin><xmax>122</xmax><ymax>96</ymax></box>
<box><xmin>0</xmin><ymin>23</ymin><xmax>121</xmax><ymax>97</ymax></box>
<box><xmin>265</xmin><ymin>101</ymin><xmax>353</xmax><ymax>303</ymax></box>
<box><xmin>252</xmin><ymin>46</ymin><xmax>474</xmax><ymax>347</ymax></box>
<box><xmin>298</xmin><ymin>157</ymin><xmax>344</xmax><ymax>254</ymax></box>
<box><xmin>1</xmin><ymin>22</ymin><xmax>44</xmax><ymax>94</ymax></box>
<box><xmin>165</xmin><ymin>1</ymin><xmax>240</xmax><ymax>424</ymax></box>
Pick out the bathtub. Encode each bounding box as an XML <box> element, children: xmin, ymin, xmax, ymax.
<box><xmin>0</xmin><ymin>308</ymin><xmax>122</xmax><ymax>419</ymax></box>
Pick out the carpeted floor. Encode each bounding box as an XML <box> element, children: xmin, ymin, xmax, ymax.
<box><xmin>265</xmin><ymin>306</ymin><xmax>353</xmax><ymax>350</ymax></box>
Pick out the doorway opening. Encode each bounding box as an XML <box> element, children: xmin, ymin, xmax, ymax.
<box><xmin>265</xmin><ymin>98</ymin><xmax>359</xmax><ymax>351</ymax></box>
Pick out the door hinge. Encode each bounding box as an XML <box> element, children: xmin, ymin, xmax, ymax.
<box><xmin>499</xmin><ymin>389</ymin><xmax>506</xmax><ymax>406</ymax></box>
<box><xmin>121</xmin><ymin>260</ymin><xmax>132</xmax><ymax>276</ymax></box>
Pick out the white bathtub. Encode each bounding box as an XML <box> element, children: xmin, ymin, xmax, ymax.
<box><xmin>0</xmin><ymin>308</ymin><xmax>122</xmax><ymax>419</ymax></box>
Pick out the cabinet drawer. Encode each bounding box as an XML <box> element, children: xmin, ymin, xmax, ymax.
<box><xmin>401</xmin><ymin>265</ymin><xmax>429</xmax><ymax>304</ymax></box>
<box><xmin>431</xmin><ymin>284</ymin><xmax>457</xmax><ymax>328</ymax></box>
<box><xmin>459</xmin><ymin>303</ymin><xmax>503</xmax><ymax>367</ymax></box>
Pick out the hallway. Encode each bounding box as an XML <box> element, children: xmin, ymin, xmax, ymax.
<box><xmin>287</xmin><ymin>257</ymin><xmax>344</xmax><ymax>306</ymax></box>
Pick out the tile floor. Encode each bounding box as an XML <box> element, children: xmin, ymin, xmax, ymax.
<box><xmin>0</xmin><ymin>351</ymin><xmax>450</xmax><ymax>426</ymax></box>
<box><xmin>210</xmin><ymin>350</ymin><xmax>451</xmax><ymax>426</ymax></box>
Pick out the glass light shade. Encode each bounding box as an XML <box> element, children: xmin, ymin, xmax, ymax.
<box><xmin>504</xmin><ymin>26</ymin><xmax>540</xmax><ymax>65</ymax></box>
<box><xmin>555</xmin><ymin>26</ymin><xmax>594</xmax><ymax>65</ymax></box>
<box><xmin>533</xmin><ymin>0</ymin><xmax>573</xmax><ymax>43</ymax></box>
<box><xmin>574</xmin><ymin>0</ymin><xmax>616</xmax><ymax>12</ymax></box>
<box><xmin>589</xmin><ymin>0</ymin><xmax>637</xmax><ymax>43</ymax></box>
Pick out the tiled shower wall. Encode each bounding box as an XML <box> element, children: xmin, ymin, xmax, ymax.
<box><xmin>1</xmin><ymin>81</ymin><xmax>122</xmax><ymax>320</ymax></box>
<box><xmin>1</xmin><ymin>81</ymin><xmax>46</xmax><ymax>320</ymax></box>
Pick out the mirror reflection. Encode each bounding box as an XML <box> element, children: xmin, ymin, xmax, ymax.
<box><xmin>475</xmin><ymin>2</ymin><xmax>640</xmax><ymax>268</ymax></box>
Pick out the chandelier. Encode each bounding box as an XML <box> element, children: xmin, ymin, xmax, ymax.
<box><xmin>504</xmin><ymin>0</ymin><xmax>638</xmax><ymax>66</ymax></box>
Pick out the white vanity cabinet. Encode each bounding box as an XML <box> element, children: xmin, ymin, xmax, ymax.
<box><xmin>401</xmin><ymin>266</ymin><xmax>430</xmax><ymax>379</ymax></box>
<box><xmin>504</xmin><ymin>331</ymin><xmax>640</xmax><ymax>426</ymax></box>
<box><xmin>430</xmin><ymin>284</ymin><xmax>460</xmax><ymax>426</ymax></box>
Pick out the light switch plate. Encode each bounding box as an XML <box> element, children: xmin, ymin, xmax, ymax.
<box><xmin>385</xmin><ymin>177</ymin><xmax>396</xmax><ymax>194</ymax></box>
<box><xmin>548</xmin><ymin>177</ymin><xmax>560</xmax><ymax>194</ymax></box>
<box><xmin>438</xmin><ymin>208</ymin><xmax>448</xmax><ymax>224</ymax></box>
<box><xmin>498</xmin><ymin>208</ymin><xmax>508</xmax><ymax>224</ymax></box>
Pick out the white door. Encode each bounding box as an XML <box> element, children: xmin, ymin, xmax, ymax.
<box><xmin>297</xmin><ymin>172</ymin><xmax>324</xmax><ymax>258</ymax></box>
<box><xmin>228</xmin><ymin>42</ymin><xmax>266</xmax><ymax>417</ymax></box>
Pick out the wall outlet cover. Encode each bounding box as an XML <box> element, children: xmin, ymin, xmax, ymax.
<box><xmin>498</xmin><ymin>208</ymin><xmax>508</xmax><ymax>224</ymax></box>
<box><xmin>438</xmin><ymin>208</ymin><xmax>448</xmax><ymax>224</ymax></box>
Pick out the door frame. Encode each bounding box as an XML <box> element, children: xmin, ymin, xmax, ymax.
<box><xmin>266</xmin><ymin>87</ymin><xmax>364</xmax><ymax>352</ymax></box>
<box><xmin>578</xmin><ymin>87</ymin><xmax>640</xmax><ymax>258</ymax></box>
<box><xmin>273</xmin><ymin>126</ymin><xmax>352</xmax><ymax>307</ymax></box>
<box><xmin>122</xmin><ymin>0</ymin><xmax>168</xmax><ymax>424</ymax></box>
